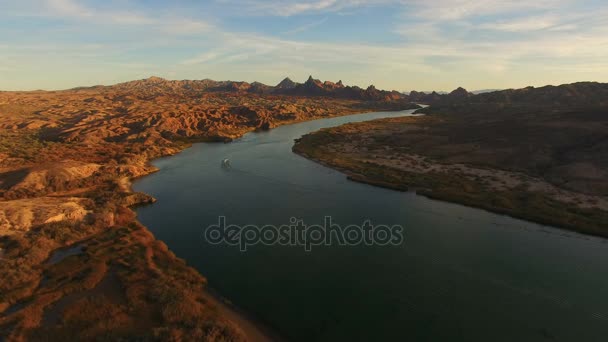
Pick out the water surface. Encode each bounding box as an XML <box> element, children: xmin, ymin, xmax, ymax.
<box><xmin>134</xmin><ymin>109</ymin><xmax>608</xmax><ymax>341</ymax></box>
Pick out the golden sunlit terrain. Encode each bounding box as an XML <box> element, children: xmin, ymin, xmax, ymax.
<box><xmin>0</xmin><ymin>76</ymin><xmax>416</xmax><ymax>340</ymax></box>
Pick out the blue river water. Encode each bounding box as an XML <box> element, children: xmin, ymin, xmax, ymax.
<box><xmin>134</xmin><ymin>109</ymin><xmax>608</xmax><ymax>341</ymax></box>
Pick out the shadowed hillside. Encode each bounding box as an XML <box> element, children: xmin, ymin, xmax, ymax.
<box><xmin>294</xmin><ymin>82</ymin><xmax>608</xmax><ymax>235</ymax></box>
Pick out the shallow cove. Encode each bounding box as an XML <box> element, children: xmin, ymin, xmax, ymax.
<box><xmin>134</xmin><ymin>109</ymin><xmax>608</xmax><ymax>341</ymax></box>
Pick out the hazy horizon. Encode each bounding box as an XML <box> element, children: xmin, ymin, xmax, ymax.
<box><xmin>2</xmin><ymin>0</ymin><xmax>608</xmax><ymax>91</ymax></box>
<box><xmin>0</xmin><ymin>74</ymin><xmax>602</xmax><ymax>94</ymax></box>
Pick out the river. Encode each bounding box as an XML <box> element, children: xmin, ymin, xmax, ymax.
<box><xmin>133</xmin><ymin>109</ymin><xmax>608</xmax><ymax>341</ymax></box>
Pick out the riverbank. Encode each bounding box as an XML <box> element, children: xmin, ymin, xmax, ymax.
<box><xmin>293</xmin><ymin>115</ymin><xmax>608</xmax><ymax>237</ymax></box>
<box><xmin>0</xmin><ymin>80</ymin><xmax>419</xmax><ymax>339</ymax></box>
<box><xmin>133</xmin><ymin>105</ymin><xmax>608</xmax><ymax>341</ymax></box>
<box><xmin>203</xmin><ymin>288</ymin><xmax>285</xmax><ymax>342</ymax></box>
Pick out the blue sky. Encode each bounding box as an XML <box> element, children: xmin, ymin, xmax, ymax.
<box><xmin>1</xmin><ymin>0</ymin><xmax>607</xmax><ymax>91</ymax></box>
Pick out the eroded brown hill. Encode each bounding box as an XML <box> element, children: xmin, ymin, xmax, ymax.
<box><xmin>0</xmin><ymin>76</ymin><xmax>417</xmax><ymax>340</ymax></box>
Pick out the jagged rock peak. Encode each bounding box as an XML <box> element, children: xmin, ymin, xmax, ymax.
<box><xmin>303</xmin><ymin>75</ymin><xmax>323</xmax><ymax>88</ymax></box>
<box><xmin>450</xmin><ymin>86</ymin><xmax>468</xmax><ymax>93</ymax></box>
<box><xmin>449</xmin><ymin>87</ymin><xmax>470</xmax><ymax>97</ymax></box>
<box><xmin>276</xmin><ymin>77</ymin><xmax>297</xmax><ymax>89</ymax></box>
<box><xmin>146</xmin><ymin>76</ymin><xmax>166</xmax><ymax>82</ymax></box>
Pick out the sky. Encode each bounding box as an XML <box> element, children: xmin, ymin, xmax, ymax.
<box><xmin>1</xmin><ymin>0</ymin><xmax>608</xmax><ymax>91</ymax></box>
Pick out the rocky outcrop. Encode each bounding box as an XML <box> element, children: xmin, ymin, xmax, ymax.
<box><xmin>447</xmin><ymin>87</ymin><xmax>472</xmax><ymax>99</ymax></box>
<box><xmin>112</xmin><ymin>75</ymin><xmax>408</xmax><ymax>101</ymax></box>
<box><xmin>408</xmin><ymin>87</ymin><xmax>471</xmax><ymax>104</ymax></box>
<box><xmin>0</xmin><ymin>197</ymin><xmax>91</xmax><ymax>234</ymax></box>
<box><xmin>249</xmin><ymin>81</ymin><xmax>272</xmax><ymax>94</ymax></box>
<box><xmin>292</xmin><ymin>76</ymin><xmax>329</xmax><ymax>96</ymax></box>
<box><xmin>408</xmin><ymin>90</ymin><xmax>443</xmax><ymax>104</ymax></box>
<box><xmin>4</xmin><ymin>161</ymin><xmax>101</xmax><ymax>198</ymax></box>
<box><xmin>272</xmin><ymin>76</ymin><xmax>407</xmax><ymax>101</ymax></box>
<box><xmin>275</xmin><ymin>77</ymin><xmax>298</xmax><ymax>90</ymax></box>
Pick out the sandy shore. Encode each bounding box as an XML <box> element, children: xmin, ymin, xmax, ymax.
<box><xmin>203</xmin><ymin>288</ymin><xmax>285</xmax><ymax>342</ymax></box>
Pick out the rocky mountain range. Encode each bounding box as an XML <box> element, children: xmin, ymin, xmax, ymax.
<box><xmin>89</xmin><ymin>75</ymin><xmax>406</xmax><ymax>102</ymax></box>
<box><xmin>412</xmin><ymin>82</ymin><xmax>608</xmax><ymax>107</ymax></box>
<box><xmin>408</xmin><ymin>87</ymin><xmax>475</xmax><ymax>103</ymax></box>
<box><xmin>84</xmin><ymin>75</ymin><xmax>532</xmax><ymax>104</ymax></box>
<box><xmin>464</xmin><ymin>82</ymin><xmax>608</xmax><ymax>107</ymax></box>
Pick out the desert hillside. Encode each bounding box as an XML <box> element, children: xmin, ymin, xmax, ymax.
<box><xmin>294</xmin><ymin>82</ymin><xmax>608</xmax><ymax>235</ymax></box>
<box><xmin>0</xmin><ymin>76</ymin><xmax>417</xmax><ymax>340</ymax></box>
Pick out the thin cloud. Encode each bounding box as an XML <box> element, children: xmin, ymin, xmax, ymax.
<box><xmin>219</xmin><ymin>0</ymin><xmax>391</xmax><ymax>16</ymax></box>
<box><xmin>283</xmin><ymin>17</ymin><xmax>328</xmax><ymax>34</ymax></box>
<box><xmin>41</xmin><ymin>0</ymin><xmax>213</xmax><ymax>35</ymax></box>
<box><xmin>47</xmin><ymin>0</ymin><xmax>92</xmax><ymax>18</ymax></box>
<box><xmin>162</xmin><ymin>19</ymin><xmax>213</xmax><ymax>35</ymax></box>
<box><xmin>479</xmin><ymin>15</ymin><xmax>561</xmax><ymax>32</ymax></box>
<box><xmin>408</xmin><ymin>0</ymin><xmax>574</xmax><ymax>21</ymax></box>
<box><xmin>46</xmin><ymin>0</ymin><xmax>153</xmax><ymax>24</ymax></box>
<box><xmin>181</xmin><ymin>52</ymin><xmax>222</xmax><ymax>66</ymax></box>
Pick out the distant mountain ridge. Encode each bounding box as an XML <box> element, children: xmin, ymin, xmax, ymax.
<box><xmin>90</xmin><ymin>76</ymin><xmax>407</xmax><ymax>101</ymax></box>
<box><xmin>465</xmin><ymin>82</ymin><xmax>608</xmax><ymax>107</ymax></box>
<box><xmin>472</xmin><ymin>89</ymin><xmax>502</xmax><ymax>94</ymax></box>
<box><xmin>412</xmin><ymin>82</ymin><xmax>608</xmax><ymax>107</ymax></box>
<box><xmin>433</xmin><ymin>82</ymin><xmax>608</xmax><ymax>108</ymax></box>
<box><xmin>408</xmin><ymin>87</ymin><xmax>474</xmax><ymax>103</ymax></box>
<box><xmin>74</xmin><ymin>77</ymin><xmax>608</xmax><ymax>107</ymax></box>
